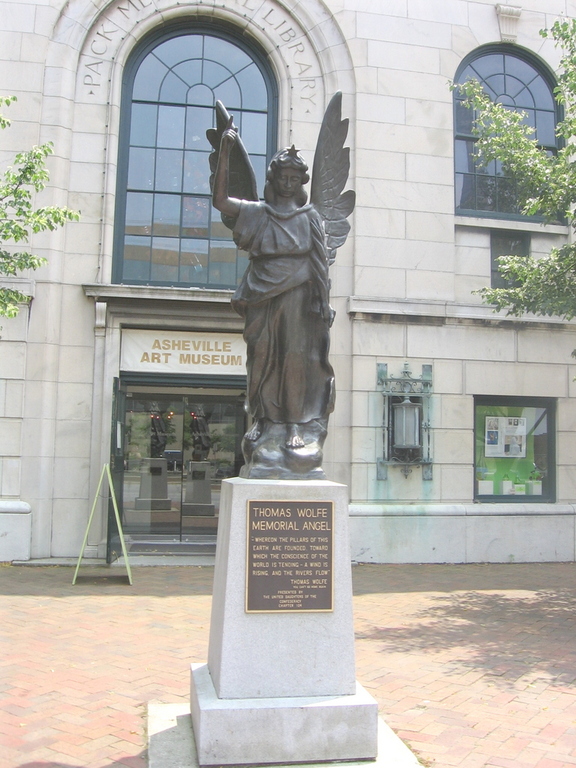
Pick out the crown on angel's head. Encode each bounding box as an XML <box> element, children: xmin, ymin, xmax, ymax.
<box><xmin>287</xmin><ymin>145</ymin><xmax>300</xmax><ymax>157</ymax></box>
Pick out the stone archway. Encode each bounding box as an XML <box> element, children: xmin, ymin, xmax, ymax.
<box><xmin>43</xmin><ymin>0</ymin><xmax>355</xmax><ymax>280</ymax></box>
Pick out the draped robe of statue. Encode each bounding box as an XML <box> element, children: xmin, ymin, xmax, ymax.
<box><xmin>231</xmin><ymin>200</ymin><xmax>335</xmax><ymax>429</ymax></box>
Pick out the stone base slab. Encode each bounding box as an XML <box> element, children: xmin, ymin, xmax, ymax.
<box><xmin>0</xmin><ymin>501</ymin><xmax>31</xmax><ymax>561</ymax></box>
<box><xmin>135</xmin><ymin>498</ymin><xmax>171</xmax><ymax>510</ymax></box>
<box><xmin>190</xmin><ymin>663</ymin><xmax>378</xmax><ymax>766</ymax></box>
<box><xmin>348</xmin><ymin>504</ymin><xmax>576</xmax><ymax>563</ymax></box>
<box><xmin>182</xmin><ymin>503</ymin><xmax>215</xmax><ymax>516</ymax></box>
<box><xmin>149</xmin><ymin>698</ymin><xmax>422</xmax><ymax>768</ymax></box>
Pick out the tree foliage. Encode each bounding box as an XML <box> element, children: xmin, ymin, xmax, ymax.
<box><xmin>0</xmin><ymin>97</ymin><xmax>79</xmax><ymax>318</ymax></box>
<box><xmin>453</xmin><ymin>20</ymin><xmax>576</xmax><ymax>320</ymax></box>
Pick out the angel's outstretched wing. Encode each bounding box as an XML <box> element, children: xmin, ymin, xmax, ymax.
<box><xmin>206</xmin><ymin>101</ymin><xmax>259</xmax><ymax>230</ymax></box>
<box><xmin>310</xmin><ymin>92</ymin><xmax>356</xmax><ymax>264</ymax></box>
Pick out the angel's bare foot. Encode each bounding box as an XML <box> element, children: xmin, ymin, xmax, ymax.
<box><xmin>286</xmin><ymin>424</ymin><xmax>305</xmax><ymax>449</ymax></box>
<box><xmin>245</xmin><ymin>420</ymin><xmax>263</xmax><ymax>442</ymax></box>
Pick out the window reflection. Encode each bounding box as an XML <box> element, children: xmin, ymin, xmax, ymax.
<box><xmin>125</xmin><ymin>193</ymin><xmax>153</xmax><ymax>235</ymax></box>
<box><xmin>153</xmin><ymin>194</ymin><xmax>180</xmax><ymax>237</ymax></box>
<box><xmin>130</xmin><ymin>104</ymin><xmax>157</xmax><ymax>146</ymax></box>
<box><xmin>183</xmin><ymin>151</ymin><xmax>210</xmax><ymax>194</ymax></box>
<box><xmin>128</xmin><ymin>147</ymin><xmax>155</xmax><ymax>190</ymax></box>
<box><xmin>157</xmin><ymin>106</ymin><xmax>185</xmax><ymax>149</ymax></box>
<box><xmin>182</xmin><ymin>197</ymin><xmax>209</xmax><ymax>237</ymax></box>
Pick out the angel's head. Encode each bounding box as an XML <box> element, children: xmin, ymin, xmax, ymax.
<box><xmin>264</xmin><ymin>146</ymin><xmax>309</xmax><ymax>206</ymax></box>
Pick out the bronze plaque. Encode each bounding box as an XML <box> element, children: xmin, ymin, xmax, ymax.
<box><xmin>246</xmin><ymin>500</ymin><xmax>334</xmax><ymax>613</ymax></box>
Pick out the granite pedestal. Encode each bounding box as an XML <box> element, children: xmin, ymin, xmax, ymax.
<box><xmin>149</xmin><ymin>703</ymin><xmax>423</xmax><ymax>768</ymax></box>
<box><xmin>190</xmin><ymin>477</ymin><xmax>379</xmax><ymax>766</ymax></box>
<box><xmin>182</xmin><ymin>461</ymin><xmax>215</xmax><ymax>516</ymax></box>
<box><xmin>0</xmin><ymin>500</ymin><xmax>31</xmax><ymax>561</ymax></box>
<box><xmin>135</xmin><ymin>458</ymin><xmax>171</xmax><ymax>510</ymax></box>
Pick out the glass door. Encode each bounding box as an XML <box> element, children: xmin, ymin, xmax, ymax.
<box><xmin>115</xmin><ymin>386</ymin><xmax>245</xmax><ymax>554</ymax></box>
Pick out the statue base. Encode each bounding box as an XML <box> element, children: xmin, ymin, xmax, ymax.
<box><xmin>240</xmin><ymin>418</ymin><xmax>328</xmax><ymax>480</ymax></box>
<box><xmin>190</xmin><ymin>664</ymin><xmax>377</xmax><ymax>766</ymax></box>
<box><xmin>190</xmin><ymin>477</ymin><xmax>378</xmax><ymax>766</ymax></box>
<box><xmin>149</xmin><ymin>702</ymin><xmax>423</xmax><ymax>768</ymax></box>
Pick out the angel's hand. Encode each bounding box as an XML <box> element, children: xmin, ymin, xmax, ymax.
<box><xmin>220</xmin><ymin>116</ymin><xmax>238</xmax><ymax>152</ymax></box>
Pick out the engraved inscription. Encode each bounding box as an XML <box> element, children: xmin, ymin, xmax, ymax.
<box><xmin>81</xmin><ymin>0</ymin><xmax>156</xmax><ymax>95</ymax></box>
<box><xmin>246</xmin><ymin>501</ymin><xmax>333</xmax><ymax>612</ymax></box>
<box><xmin>80</xmin><ymin>0</ymin><xmax>321</xmax><ymax>113</ymax></box>
<box><xmin>255</xmin><ymin>2</ymin><xmax>319</xmax><ymax>110</ymax></box>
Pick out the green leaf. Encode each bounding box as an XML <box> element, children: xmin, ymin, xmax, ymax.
<box><xmin>456</xmin><ymin>23</ymin><xmax>576</xmax><ymax>321</ymax></box>
<box><xmin>0</xmin><ymin>286</ymin><xmax>31</xmax><ymax>317</ymax></box>
<box><xmin>0</xmin><ymin>97</ymin><xmax>79</xmax><ymax>317</ymax></box>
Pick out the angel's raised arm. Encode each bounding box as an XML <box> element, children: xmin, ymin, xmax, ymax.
<box><xmin>206</xmin><ymin>101</ymin><xmax>259</xmax><ymax>230</ymax></box>
<box><xmin>212</xmin><ymin>116</ymin><xmax>242</xmax><ymax>219</ymax></box>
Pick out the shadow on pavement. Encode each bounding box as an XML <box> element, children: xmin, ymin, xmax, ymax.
<box><xmin>0</xmin><ymin>564</ymin><xmax>214</xmax><ymax>597</ymax></box>
<box><xmin>351</xmin><ymin>561</ymin><xmax>576</xmax><ymax>594</ymax></box>
<box><xmin>17</xmin><ymin>758</ymin><xmax>146</xmax><ymax>768</ymax></box>
<box><xmin>360</xmin><ymin>586</ymin><xmax>576</xmax><ymax>684</ymax></box>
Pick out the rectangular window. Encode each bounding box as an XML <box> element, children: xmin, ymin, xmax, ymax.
<box><xmin>474</xmin><ymin>396</ymin><xmax>555</xmax><ymax>502</ymax></box>
<box><xmin>490</xmin><ymin>230</ymin><xmax>530</xmax><ymax>288</ymax></box>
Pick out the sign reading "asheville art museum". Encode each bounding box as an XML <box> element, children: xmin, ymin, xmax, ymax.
<box><xmin>120</xmin><ymin>329</ymin><xmax>246</xmax><ymax>375</ymax></box>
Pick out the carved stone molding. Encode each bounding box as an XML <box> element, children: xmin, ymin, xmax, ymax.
<box><xmin>496</xmin><ymin>4</ymin><xmax>522</xmax><ymax>43</ymax></box>
<box><xmin>95</xmin><ymin>300</ymin><xmax>107</xmax><ymax>337</ymax></box>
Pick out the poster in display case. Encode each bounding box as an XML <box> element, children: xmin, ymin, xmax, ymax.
<box><xmin>484</xmin><ymin>417</ymin><xmax>527</xmax><ymax>458</ymax></box>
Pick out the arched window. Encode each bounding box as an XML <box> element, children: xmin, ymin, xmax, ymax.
<box><xmin>113</xmin><ymin>26</ymin><xmax>277</xmax><ymax>287</ymax></box>
<box><xmin>454</xmin><ymin>46</ymin><xmax>559</xmax><ymax>218</ymax></box>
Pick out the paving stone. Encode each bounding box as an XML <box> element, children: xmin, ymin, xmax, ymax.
<box><xmin>1</xmin><ymin>563</ymin><xmax>576</xmax><ymax>767</ymax></box>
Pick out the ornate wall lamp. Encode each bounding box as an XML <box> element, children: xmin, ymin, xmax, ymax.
<box><xmin>377</xmin><ymin>362</ymin><xmax>433</xmax><ymax>480</ymax></box>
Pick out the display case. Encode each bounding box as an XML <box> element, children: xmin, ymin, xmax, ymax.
<box><xmin>474</xmin><ymin>396</ymin><xmax>555</xmax><ymax>502</ymax></box>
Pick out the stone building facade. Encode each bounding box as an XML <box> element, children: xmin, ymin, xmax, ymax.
<box><xmin>1</xmin><ymin>0</ymin><xmax>576</xmax><ymax>563</ymax></box>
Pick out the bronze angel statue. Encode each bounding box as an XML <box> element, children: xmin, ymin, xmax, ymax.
<box><xmin>207</xmin><ymin>93</ymin><xmax>355</xmax><ymax>480</ymax></box>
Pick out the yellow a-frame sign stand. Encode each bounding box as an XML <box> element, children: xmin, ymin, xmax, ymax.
<box><xmin>72</xmin><ymin>463</ymin><xmax>133</xmax><ymax>585</ymax></box>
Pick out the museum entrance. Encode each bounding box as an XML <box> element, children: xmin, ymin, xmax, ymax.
<box><xmin>108</xmin><ymin>380</ymin><xmax>246</xmax><ymax>559</ymax></box>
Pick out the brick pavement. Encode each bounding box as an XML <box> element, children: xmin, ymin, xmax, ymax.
<box><xmin>1</xmin><ymin>562</ymin><xmax>576</xmax><ymax>768</ymax></box>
